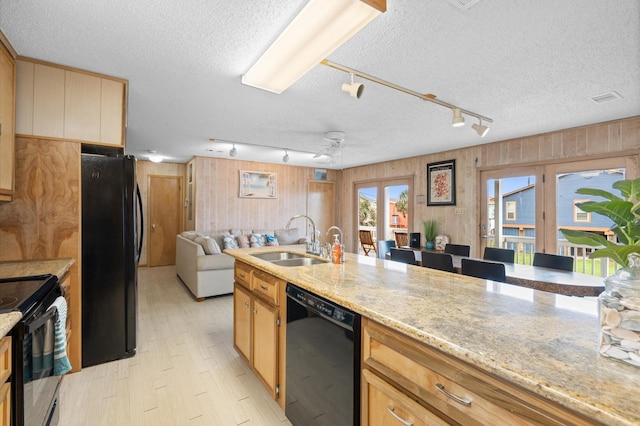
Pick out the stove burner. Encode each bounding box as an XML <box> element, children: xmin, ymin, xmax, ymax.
<box><xmin>0</xmin><ymin>296</ymin><xmax>18</xmax><ymax>309</ymax></box>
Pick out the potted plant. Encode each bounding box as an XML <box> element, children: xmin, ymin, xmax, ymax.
<box><xmin>422</xmin><ymin>220</ymin><xmax>438</xmax><ymax>250</ymax></box>
<box><xmin>560</xmin><ymin>177</ymin><xmax>640</xmax><ymax>367</ymax></box>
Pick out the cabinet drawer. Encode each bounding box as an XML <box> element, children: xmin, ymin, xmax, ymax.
<box><xmin>362</xmin><ymin>320</ymin><xmax>597</xmax><ymax>426</ymax></box>
<box><xmin>0</xmin><ymin>381</ymin><xmax>9</xmax><ymax>426</ymax></box>
<box><xmin>234</xmin><ymin>262</ymin><xmax>252</xmax><ymax>289</ymax></box>
<box><xmin>252</xmin><ymin>270</ymin><xmax>280</xmax><ymax>306</ymax></box>
<box><xmin>362</xmin><ymin>369</ymin><xmax>452</xmax><ymax>426</ymax></box>
<box><xmin>0</xmin><ymin>336</ymin><xmax>10</xmax><ymax>384</ymax></box>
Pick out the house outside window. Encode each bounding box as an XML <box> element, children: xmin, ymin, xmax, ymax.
<box><xmin>574</xmin><ymin>199</ymin><xmax>591</xmax><ymax>223</ymax></box>
<box><xmin>506</xmin><ymin>201</ymin><xmax>516</xmax><ymax>221</ymax></box>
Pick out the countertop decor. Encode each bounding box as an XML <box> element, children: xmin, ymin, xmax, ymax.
<box><xmin>226</xmin><ymin>245</ymin><xmax>640</xmax><ymax>425</ymax></box>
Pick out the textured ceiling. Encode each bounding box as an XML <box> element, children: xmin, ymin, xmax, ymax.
<box><xmin>0</xmin><ymin>0</ymin><xmax>638</xmax><ymax>169</ymax></box>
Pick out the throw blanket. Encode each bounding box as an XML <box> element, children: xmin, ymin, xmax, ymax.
<box><xmin>50</xmin><ymin>296</ymin><xmax>72</xmax><ymax>375</ymax></box>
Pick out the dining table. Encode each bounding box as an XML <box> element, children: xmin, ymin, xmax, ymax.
<box><xmin>401</xmin><ymin>247</ymin><xmax>605</xmax><ymax>297</ymax></box>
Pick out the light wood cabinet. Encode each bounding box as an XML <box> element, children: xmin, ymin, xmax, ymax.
<box><xmin>15</xmin><ymin>58</ymin><xmax>126</xmax><ymax>146</ymax></box>
<box><xmin>0</xmin><ymin>336</ymin><xmax>11</xmax><ymax>426</ymax></box>
<box><xmin>361</xmin><ymin>319</ymin><xmax>603</xmax><ymax>426</ymax></box>
<box><xmin>232</xmin><ymin>261</ymin><xmax>284</xmax><ymax>405</ymax></box>
<box><xmin>0</xmin><ymin>33</ymin><xmax>15</xmax><ymax>203</ymax></box>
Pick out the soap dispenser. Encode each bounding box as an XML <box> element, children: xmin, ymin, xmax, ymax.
<box><xmin>331</xmin><ymin>234</ymin><xmax>342</xmax><ymax>264</ymax></box>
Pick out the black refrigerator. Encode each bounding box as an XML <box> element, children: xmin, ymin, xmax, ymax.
<box><xmin>81</xmin><ymin>153</ymin><xmax>143</xmax><ymax>367</ymax></box>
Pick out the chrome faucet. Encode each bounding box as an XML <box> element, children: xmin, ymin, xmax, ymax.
<box><xmin>286</xmin><ymin>214</ymin><xmax>319</xmax><ymax>255</ymax></box>
<box><xmin>326</xmin><ymin>226</ymin><xmax>345</xmax><ymax>263</ymax></box>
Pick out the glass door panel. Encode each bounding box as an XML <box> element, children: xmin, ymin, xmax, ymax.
<box><xmin>357</xmin><ymin>186</ymin><xmax>377</xmax><ymax>255</ymax></box>
<box><xmin>385</xmin><ymin>185</ymin><xmax>409</xmax><ymax>247</ymax></box>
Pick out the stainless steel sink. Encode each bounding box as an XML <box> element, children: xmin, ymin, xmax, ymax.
<box><xmin>271</xmin><ymin>257</ymin><xmax>327</xmax><ymax>267</ymax></box>
<box><xmin>251</xmin><ymin>252</ymin><xmax>305</xmax><ymax>261</ymax></box>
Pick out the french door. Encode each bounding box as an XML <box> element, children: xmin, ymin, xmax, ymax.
<box><xmin>480</xmin><ymin>157</ymin><xmax>628</xmax><ymax>269</ymax></box>
<box><xmin>355</xmin><ymin>177</ymin><xmax>413</xmax><ymax>255</ymax></box>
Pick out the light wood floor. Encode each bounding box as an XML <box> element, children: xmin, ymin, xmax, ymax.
<box><xmin>60</xmin><ymin>265</ymin><xmax>292</xmax><ymax>426</ymax></box>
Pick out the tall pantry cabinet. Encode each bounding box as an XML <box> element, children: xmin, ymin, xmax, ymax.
<box><xmin>0</xmin><ymin>31</ymin><xmax>16</xmax><ymax>203</ymax></box>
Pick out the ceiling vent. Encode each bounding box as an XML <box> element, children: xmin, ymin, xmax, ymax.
<box><xmin>590</xmin><ymin>91</ymin><xmax>623</xmax><ymax>104</ymax></box>
<box><xmin>445</xmin><ymin>0</ymin><xmax>481</xmax><ymax>11</ymax></box>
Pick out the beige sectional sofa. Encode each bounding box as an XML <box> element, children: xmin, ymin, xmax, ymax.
<box><xmin>175</xmin><ymin>228</ymin><xmax>306</xmax><ymax>301</ymax></box>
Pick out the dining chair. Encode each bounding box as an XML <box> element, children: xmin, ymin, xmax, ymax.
<box><xmin>421</xmin><ymin>251</ymin><xmax>455</xmax><ymax>272</ymax></box>
<box><xmin>394</xmin><ymin>232</ymin><xmax>410</xmax><ymax>248</ymax></box>
<box><xmin>532</xmin><ymin>252</ymin><xmax>574</xmax><ymax>272</ymax></box>
<box><xmin>444</xmin><ymin>243</ymin><xmax>471</xmax><ymax>257</ymax></box>
<box><xmin>389</xmin><ymin>248</ymin><xmax>417</xmax><ymax>265</ymax></box>
<box><xmin>376</xmin><ymin>240</ymin><xmax>396</xmax><ymax>260</ymax></box>
<box><xmin>461</xmin><ymin>258</ymin><xmax>507</xmax><ymax>282</ymax></box>
<box><xmin>359</xmin><ymin>230</ymin><xmax>377</xmax><ymax>257</ymax></box>
<box><xmin>483</xmin><ymin>247</ymin><xmax>515</xmax><ymax>264</ymax></box>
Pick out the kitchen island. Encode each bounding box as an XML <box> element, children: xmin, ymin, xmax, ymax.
<box><xmin>226</xmin><ymin>245</ymin><xmax>639</xmax><ymax>425</ymax></box>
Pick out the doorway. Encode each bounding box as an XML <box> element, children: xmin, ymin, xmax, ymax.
<box><xmin>148</xmin><ymin>175</ymin><xmax>182</xmax><ymax>266</ymax></box>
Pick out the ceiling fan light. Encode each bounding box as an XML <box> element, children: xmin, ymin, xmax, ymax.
<box><xmin>472</xmin><ymin>121</ymin><xmax>490</xmax><ymax>137</ymax></box>
<box><xmin>147</xmin><ymin>150</ymin><xmax>163</xmax><ymax>163</ymax></box>
<box><xmin>452</xmin><ymin>108</ymin><xmax>465</xmax><ymax>127</ymax></box>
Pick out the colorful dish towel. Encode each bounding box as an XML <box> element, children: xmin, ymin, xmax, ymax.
<box><xmin>49</xmin><ymin>296</ymin><xmax>72</xmax><ymax>375</ymax></box>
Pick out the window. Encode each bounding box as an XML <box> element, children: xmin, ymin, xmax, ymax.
<box><xmin>574</xmin><ymin>199</ymin><xmax>591</xmax><ymax>222</ymax></box>
<box><xmin>506</xmin><ymin>201</ymin><xmax>516</xmax><ymax>221</ymax></box>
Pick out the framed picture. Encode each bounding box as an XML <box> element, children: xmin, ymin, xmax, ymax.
<box><xmin>314</xmin><ymin>168</ymin><xmax>327</xmax><ymax>181</ymax></box>
<box><xmin>427</xmin><ymin>160</ymin><xmax>456</xmax><ymax>206</ymax></box>
<box><xmin>239</xmin><ymin>170</ymin><xmax>277</xmax><ymax>198</ymax></box>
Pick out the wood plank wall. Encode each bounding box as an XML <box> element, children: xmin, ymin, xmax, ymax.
<box><xmin>191</xmin><ymin>156</ymin><xmax>337</xmax><ymax>233</ymax></box>
<box><xmin>0</xmin><ymin>137</ymin><xmax>82</xmax><ymax>371</ymax></box>
<box><xmin>339</xmin><ymin>116</ymin><xmax>640</xmax><ymax>253</ymax></box>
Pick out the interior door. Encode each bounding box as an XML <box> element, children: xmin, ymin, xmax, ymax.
<box><xmin>148</xmin><ymin>175</ymin><xmax>182</xmax><ymax>266</ymax></box>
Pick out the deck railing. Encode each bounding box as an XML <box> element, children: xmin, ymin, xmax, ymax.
<box><xmin>488</xmin><ymin>236</ymin><xmax>615</xmax><ymax>277</ymax></box>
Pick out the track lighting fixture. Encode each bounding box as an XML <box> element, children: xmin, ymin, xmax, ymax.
<box><xmin>320</xmin><ymin>60</ymin><xmax>493</xmax><ymax>136</ymax></box>
<box><xmin>283</xmin><ymin>150</ymin><xmax>290</xmax><ymax>163</ymax></box>
<box><xmin>229</xmin><ymin>144</ymin><xmax>237</xmax><ymax>157</ymax></box>
<box><xmin>472</xmin><ymin>119</ymin><xmax>490</xmax><ymax>137</ymax></box>
<box><xmin>451</xmin><ymin>108</ymin><xmax>465</xmax><ymax>127</ymax></box>
<box><xmin>341</xmin><ymin>73</ymin><xmax>364</xmax><ymax>99</ymax></box>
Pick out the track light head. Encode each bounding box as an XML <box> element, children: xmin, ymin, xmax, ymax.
<box><xmin>451</xmin><ymin>108</ymin><xmax>465</xmax><ymax>127</ymax></box>
<box><xmin>283</xmin><ymin>150</ymin><xmax>289</xmax><ymax>163</ymax></box>
<box><xmin>472</xmin><ymin>120</ymin><xmax>490</xmax><ymax>137</ymax></box>
<box><xmin>229</xmin><ymin>145</ymin><xmax>237</xmax><ymax>157</ymax></box>
<box><xmin>341</xmin><ymin>73</ymin><xmax>364</xmax><ymax>99</ymax></box>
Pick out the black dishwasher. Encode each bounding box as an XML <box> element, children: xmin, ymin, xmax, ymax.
<box><xmin>285</xmin><ymin>283</ymin><xmax>361</xmax><ymax>426</ymax></box>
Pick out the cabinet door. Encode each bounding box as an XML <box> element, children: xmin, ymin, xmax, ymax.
<box><xmin>363</xmin><ymin>369</ymin><xmax>451</xmax><ymax>426</ymax></box>
<box><xmin>34</xmin><ymin>64</ymin><xmax>65</xmax><ymax>138</ymax></box>
<box><xmin>233</xmin><ymin>284</ymin><xmax>251</xmax><ymax>363</ymax></box>
<box><xmin>252</xmin><ymin>297</ymin><xmax>278</xmax><ymax>398</ymax></box>
<box><xmin>64</xmin><ymin>71</ymin><xmax>101</xmax><ymax>141</ymax></box>
<box><xmin>0</xmin><ymin>42</ymin><xmax>14</xmax><ymax>201</ymax></box>
<box><xmin>100</xmin><ymin>78</ymin><xmax>124</xmax><ymax>145</ymax></box>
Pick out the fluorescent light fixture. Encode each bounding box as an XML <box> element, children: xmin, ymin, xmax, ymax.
<box><xmin>451</xmin><ymin>108</ymin><xmax>465</xmax><ymax>127</ymax></box>
<box><xmin>242</xmin><ymin>0</ymin><xmax>386</xmax><ymax>94</ymax></box>
<box><xmin>472</xmin><ymin>119</ymin><xmax>490</xmax><ymax>137</ymax></box>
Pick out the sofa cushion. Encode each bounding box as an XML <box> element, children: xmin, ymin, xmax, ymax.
<box><xmin>253</xmin><ymin>229</ymin><xmax>275</xmax><ymax>236</ymax></box>
<box><xmin>275</xmin><ymin>227</ymin><xmax>302</xmax><ymax>245</ymax></box>
<box><xmin>250</xmin><ymin>233</ymin><xmax>266</xmax><ymax>247</ymax></box>
<box><xmin>222</xmin><ymin>234</ymin><xmax>239</xmax><ymax>249</ymax></box>
<box><xmin>266</xmin><ymin>235</ymin><xmax>279</xmax><ymax>246</ymax></box>
<box><xmin>236</xmin><ymin>234</ymin><xmax>251</xmax><ymax>248</ymax></box>
<box><xmin>181</xmin><ymin>231</ymin><xmax>199</xmax><ymax>241</ymax></box>
<box><xmin>194</xmin><ymin>236</ymin><xmax>221</xmax><ymax>255</ymax></box>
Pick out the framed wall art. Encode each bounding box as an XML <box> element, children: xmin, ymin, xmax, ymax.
<box><xmin>239</xmin><ymin>170</ymin><xmax>277</xmax><ymax>199</ymax></box>
<box><xmin>314</xmin><ymin>168</ymin><xmax>327</xmax><ymax>181</ymax></box>
<box><xmin>427</xmin><ymin>159</ymin><xmax>456</xmax><ymax>206</ymax></box>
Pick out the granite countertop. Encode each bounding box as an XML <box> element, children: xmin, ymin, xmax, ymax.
<box><xmin>226</xmin><ymin>245</ymin><xmax>639</xmax><ymax>426</ymax></box>
<box><xmin>0</xmin><ymin>258</ymin><xmax>75</xmax><ymax>338</ymax></box>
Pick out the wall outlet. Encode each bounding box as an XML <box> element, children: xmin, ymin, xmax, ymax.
<box><xmin>455</xmin><ymin>208</ymin><xmax>467</xmax><ymax>215</ymax></box>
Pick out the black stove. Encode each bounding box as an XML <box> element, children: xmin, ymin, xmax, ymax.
<box><xmin>0</xmin><ymin>274</ymin><xmax>58</xmax><ymax>314</ymax></box>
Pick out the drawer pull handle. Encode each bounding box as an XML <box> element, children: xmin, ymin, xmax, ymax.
<box><xmin>436</xmin><ymin>383</ymin><xmax>472</xmax><ymax>406</ymax></box>
<box><xmin>260</xmin><ymin>285</ymin><xmax>268</xmax><ymax>291</ymax></box>
<box><xmin>386</xmin><ymin>406</ymin><xmax>413</xmax><ymax>426</ymax></box>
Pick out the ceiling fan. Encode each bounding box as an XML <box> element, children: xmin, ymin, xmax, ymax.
<box><xmin>313</xmin><ymin>131</ymin><xmax>346</xmax><ymax>163</ymax></box>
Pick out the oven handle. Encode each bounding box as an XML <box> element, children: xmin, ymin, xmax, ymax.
<box><xmin>25</xmin><ymin>307</ymin><xmax>57</xmax><ymax>334</ymax></box>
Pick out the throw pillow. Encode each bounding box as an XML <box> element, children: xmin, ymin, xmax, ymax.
<box><xmin>266</xmin><ymin>235</ymin><xmax>279</xmax><ymax>246</ymax></box>
<box><xmin>236</xmin><ymin>234</ymin><xmax>251</xmax><ymax>248</ymax></box>
<box><xmin>194</xmin><ymin>236</ymin><xmax>221</xmax><ymax>255</ymax></box>
<box><xmin>250</xmin><ymin>233</ymin><xmax>266</xmax><ymax>247</ymax></box>
<box><xmin>275</xmin><ymin>228</ymin><xmax>301</xmax><ymax>245</ymax></box>
<box><xmin>222</xmin><ymin>234</ymin><xmax>239</xmax><ymax>250</ymax></box>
